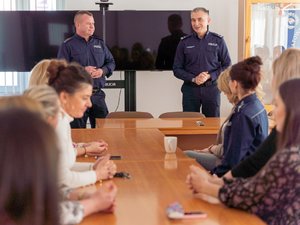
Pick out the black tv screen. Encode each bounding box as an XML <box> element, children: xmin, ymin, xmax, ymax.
<box><xmin>0</xmin><ymin>10</ymin><xmax>191</xmax><ymax>71</ymax></box>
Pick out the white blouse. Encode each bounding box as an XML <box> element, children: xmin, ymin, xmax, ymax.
<box><xmin>56</xmin><ymin>108</ymin><xmax>97</xmax><ymax>188</ymax></box>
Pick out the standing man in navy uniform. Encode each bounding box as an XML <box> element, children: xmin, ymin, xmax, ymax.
<box><xmin>173</xmin><ymin>7</ymin><xmax>231</xmax><ymax>117</ymax></box>
<box><xmin>58</xmin><ymin>10</ymin><xmax>115</xmax><ymax>128</ymax></box>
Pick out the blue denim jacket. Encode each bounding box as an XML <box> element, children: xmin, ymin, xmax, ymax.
<box><xmin>213</xmin><ymin>93</ymin><xmax>268</xmax><ymax>177</ymax></box>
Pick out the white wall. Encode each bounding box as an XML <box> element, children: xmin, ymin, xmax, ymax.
<box><xmin>64</xmin><ymin>0</ymin><xmax>238</xmax><ymax>117</ymax></box>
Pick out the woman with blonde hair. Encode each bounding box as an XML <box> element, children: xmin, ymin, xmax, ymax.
<box><xmin>29</xmin><ymin>59</ymin><xmax>51</xmax><ymax>87</ymax></box>
<box><xmin>272</xmin><ymin>48</ymin><xmax>300</xmax><ymax>92</ymax></box>
<box><xmin>24</xmin><ymin>85</ymin><xmax>60</xmax><ymax>127</ymax></box>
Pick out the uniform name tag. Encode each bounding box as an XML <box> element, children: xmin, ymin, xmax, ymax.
<box><xmin>186</xmin><ymin>45</ymin><xmax>195</xmax><ymax>49</ymax></box>
<box><xmin>208</xmin><ymin>43</ymin><xmax>218</xmax><ymax>46</ymax></box>
<box><xmin>94</xmin><ymin>45</ymin><xmax>102</xmax><ymax>48</ymax></box>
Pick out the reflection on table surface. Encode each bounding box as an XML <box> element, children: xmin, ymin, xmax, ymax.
<box><xmin>72</xmin><ymin>128</ymin><xmax>187</xmax><ymax>161</ymax></box>
<box><xmin>78</xmin><ymin>160</ymin><xmax>266</xmax><ymax>225</ymax></box>
<box><xmin>73</xmin><ymin>127</ymin><xmax>266</xmax><ymax>225</ymax></box>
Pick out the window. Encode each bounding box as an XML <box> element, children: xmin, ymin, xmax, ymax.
<box><xmin>30</xmin><ymin>0</ymin><xmax>56</xmax><ymax>10</ymax></box>
<box><xmin>0</xmin><ymin>0</ymin><xmax>61</xmax><ymax>96</ymax></box>
<box><xmin>244</xmin><ymin>0</ymin><xmax>300</xmax><ymax>104</ymax></box>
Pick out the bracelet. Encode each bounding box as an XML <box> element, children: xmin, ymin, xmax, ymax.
<box><xmin>83</xmin><ymin>146</ymin><xmax>88</xmax><ymax>158</ymax></box>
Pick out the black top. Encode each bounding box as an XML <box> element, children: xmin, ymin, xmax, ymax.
<box><xmin>231</xmin><ymin>128</ymin><xmax>277</xmax><ymax>178</ymax></box>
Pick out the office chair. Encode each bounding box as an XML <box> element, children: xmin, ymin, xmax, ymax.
<box><xmin>106</xmin><ymin>111</ymin><xmax>154</xmax><ymax>118</ymax></box>
<box><xmin>159</xmin><ymin>111</ymin><xmax>205</xmax><ymax>118</ymax></box>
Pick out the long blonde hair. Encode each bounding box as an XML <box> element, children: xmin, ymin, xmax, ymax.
<box><xmin>0</xmin><ymin>96</ymin><xmax>44</xmax><ymax>117</ymax></box>
<box><xmin>29</xmin><ymin>59</ymin><xmax>51</xmax><ymax>87</ymax></box>
<box><xmin>272</xmin><ymin>48</ymin><xmax>300</xmax><ymax>93</ymax></box>
<box><xmin>217</xmin><ymin>67</ymin><xmax>239</xmax><ymax>104</ymax></box>
<box><xmin>23</xmin><ymin>85</ymin><xmax>60</xmax><ymax>119</ymax></box>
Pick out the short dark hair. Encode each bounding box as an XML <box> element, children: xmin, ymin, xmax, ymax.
<box><xmin>0</xmin><ymin>109</ymin><xmax>60</xmax><ymax>225</ymax></box>
<box><xmin>278</xmin><ymin>79</ymin><xmax>300</xmax><ymax>149</ymax></box>
<box><xmin>191</xmin><ymin>7</ymin><xmax>209</xmax><ymax>15</ymax></box>
<box><xmin>74</xmin><ymin>10</ymin><xmax>93</xmax><ymax>24</ymax></box>
<box><xmin>47</xmin><ymin>59</ymin><xmax>93</xmax><ymax>95</ymax></box>
<box><xmin>230</xmin><ymin>56</ymin><xmax>262</xmax><ymax>91</ymax></box>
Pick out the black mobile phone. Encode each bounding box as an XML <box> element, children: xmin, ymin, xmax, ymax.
<box><xmin>110</xmin><ymin>155</ymin><xmax>122</xmax><ymax>160</ymax></box>
<box><xmin>114</xmin><ymin>172</ymin><xmax>130</xmax><ymax>179</ymax></box>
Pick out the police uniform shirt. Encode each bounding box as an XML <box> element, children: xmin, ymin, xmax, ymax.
<box><xmin>57</xmin><ymin>34</ymin><xmax>116</xmax><ymax>89</ymax></box>
<box><xmin>173</xmin><ymin>31</ymin><xmax>231</xmax><ymax>83</ymax></box>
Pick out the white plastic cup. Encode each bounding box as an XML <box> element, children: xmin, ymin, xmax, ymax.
<box><xmin>164</xmin><ymin>136</ymin><xmax>177</xmax><ymax>153</ymax></box>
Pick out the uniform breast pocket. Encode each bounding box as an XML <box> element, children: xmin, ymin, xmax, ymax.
<box><xmin>184</xmin><ymin>47</ymin><xmax>197</xmax><ymax>62</ymax></box>
<box><xmin>72</xmin><ymin>49</ymin><xmax>85</xmax><ymax>61</ymax></box>
<box><xmin>206</xmin><ymin>46</ymin><xmax>218</xmax><ymax>57</ymax></box>
<box><xmin>93</xmin><ymin>47</ymin><xmax>104</xmax><ymax>55</ymax></box>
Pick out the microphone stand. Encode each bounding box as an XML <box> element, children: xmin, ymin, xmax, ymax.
<box><xmin>95</xmin><ymin>1</ymin><xmax>113</xmax><ymax>43</ymax></box>
<box><xmin>95</xmin><ymin>1</ymin><xmax>136</xmax><ymax>111</ymax></box>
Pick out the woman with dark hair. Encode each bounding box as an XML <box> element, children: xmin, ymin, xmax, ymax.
<box><xmin>187</xmin><ymin>79</ymin><xmax>300</xmax><ymax>225</ymax></box>
<box><xmin>208</xmin><ymin>56</ymin><xmax>268</xmax><ymax>177</ymax></box>
<box><xmin>185</xmin><ymin>66</ymin><xmax>265</xmax><ymax>171</ymax></box>
<box><xmin>0</xmin><ymin>108</ymin><xmax>60</xmax><ymax>225</ymax></box>
<box><xmin>47</xmin><ymin>59</ymin><xmax>117</xmax><ymax>188</ymax></box>
<box><xmin>23</xmin><ymin>86</ymin><xmax>117</xmax><ymax>224</ymax></box>
<box><xmin>29</xmin><ymin>59</ymin><xmax>110</xmax><ymax>167</ymax></box>
<box><xmin>226</xmin><ymin>48</ymin><xmax>300</xmax><ymax>179</ymax></box>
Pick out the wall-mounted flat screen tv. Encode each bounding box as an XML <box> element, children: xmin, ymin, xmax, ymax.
<box><xmin>0</xmin><ymin>10</ymin><xmax>191</xmax><ymax>71</ymax></box>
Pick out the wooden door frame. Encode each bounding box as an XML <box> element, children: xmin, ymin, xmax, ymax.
<box><xmin>241</xmin><ymin>0</ymin><xmax>300</xmax><ymax>59</ymax></box>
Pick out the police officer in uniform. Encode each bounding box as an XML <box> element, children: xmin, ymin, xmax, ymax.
<box><xmin>58</xmin><ymin>10</ymin><xmax>115</xmax><ymax>128</ymax></box>
<box><xmin>173</xmin><ymin>7</ymin><xmax>231</xmax><ymax>117</ymax></box>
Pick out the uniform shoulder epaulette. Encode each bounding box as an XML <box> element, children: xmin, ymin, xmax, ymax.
<box><xmin>210</xmin><ymin>32</ymin><xmax>223</xmax><ymax>39</ymax></box>
<box><xmin>180</xmin><ymin>34</ymin><xmax>192</xmax><ymax>40</ymax></box>
<box><xmin>63</xmin><ymin>36</ymin><xmax>74</xmax><ymax>43</ymax></box>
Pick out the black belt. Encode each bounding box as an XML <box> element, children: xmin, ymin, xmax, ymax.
<box><xmin>188</xmin><ymin>79</ymin><xmax>217</xmax><ymax>87</ymax></box>
<box><xmin>92</xmin><ymin>88</ymin><xmax>100</xmax><ymax>94</ymax></box>
<box><xmin>199</xmin><ymin>79</ymin><xmax>216</xmax><ymax>87</ymax></box>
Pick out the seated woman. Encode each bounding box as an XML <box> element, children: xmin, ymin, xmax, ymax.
<box><xmin>202</xmin><ymin>56</ymin><xmax>268</xmax><ymax>177</ymax></box>
<box><xmin>0</xmin><ymin>108</ymin><xmax>60</xmax><ymax>225</ymax></box>
<box><xmin>29</xmin><ymin>59</ymin><xmax>109</xmax><ymax>159</ymax></box>
<box><xmin>186</xmin><ymin>79</ymin><xmax>300</xmax><ymax>225</ymax></box>
<box><xmin>41</xmin><ymin>59</ymin><xmax>117</xmax><ymax>188</ymax></box>
<box><xmin>226</xmin><ymin>48</ymin><xmax>300</xmax><ymax>179</ymax></box>
<box><xmin>184</xmin><ymin>67</ymin><xmax>238</xmax><ymax>170</ymax></box>
<box><xmin>47</xmin><ymin>60</ymin><xmax>116</xmax><ymax>188</ymax></box>
<box><xmin>185</xmin><ymin>67</ymin><xmax>265</xmax><ymax>172</ymax></box>
<box><xmin>23</xmin><ymin>85</ymin><xmax>117</xmax><ymax>224</ymax></box>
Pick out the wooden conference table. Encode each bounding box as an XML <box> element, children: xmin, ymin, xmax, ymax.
<box><xmin>72</xmin><ymin>128</ymin><xmax>188</xmax><ymax>161</ymax></box>
<box><xmin>95</xmin><ymin>117</ymin><xmax>225</xmax><ymax>149</ymax></box>
<box><xmin>72</xmin><ymin>128</ymin><xmax>266</xmax><ymax>225</ymax></box>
